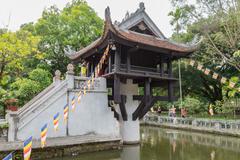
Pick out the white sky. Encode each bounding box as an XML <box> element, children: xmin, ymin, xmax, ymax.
<box><xmin>0</xmin><ymin>0</ymin><xmax>174</xmax><ymax>37</ymax></box>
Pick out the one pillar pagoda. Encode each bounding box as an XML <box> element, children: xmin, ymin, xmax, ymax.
<box><xmin>68</xmin><ymin>3</ymin><xmax>198</xmax><ymax>144</ymax></box>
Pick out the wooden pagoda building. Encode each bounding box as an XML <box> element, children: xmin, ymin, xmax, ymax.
<box><xmin>68</xmin><ymin>3</ymin><xmax>198</xmax><ymax>132</ymax></box>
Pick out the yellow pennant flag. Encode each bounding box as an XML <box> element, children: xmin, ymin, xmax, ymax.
<box><xmin>83</xmin><ymin>86</ymin><xmax>87</xmax><ymax>95</ymax></box>
<box><xmin>204</xmin><ymin>68</ymin><xmax>210</xmax><ymax>75</ymax></box>
<box><xmin>189</xmin><ymin>60</ymin><xmax>195</xmax><ymax>66</ymax></box>
<box><xmin>91</xmin><ymin>75</ymin><xmax>95</xmax><ymax>86</ymax></box>
<box><xmin>87</xmin><ymin>80</ymin><xmax>91</xmax><ymax>90</ymax></box>
<box><xmin>212</xmin><ymin>73</ymin><xmax>218</xmax><ymax>79</ymax></box>
<box><xmin>77</xmin><ymin>91</ymin><xmax>82</xmax><ymax>103</ymax></box>
<box><xmin>220</xmin><ymin>77</ymin><xmax>227</xmax><ymax>84</ymax></box>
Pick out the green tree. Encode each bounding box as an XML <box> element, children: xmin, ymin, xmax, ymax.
<box><xmin>21</xmin><ymin>0</ymin><xmax>104</xmax><ymax>74</ymax></box>
<box><xmin>169</xmin><ymin>0</ymin><xmax>240</xmax><ymax>103</ymax></box>
<box><xmin>11</xmin><ymin>68</ymin><xmax>52</xmax><ymax>106</ymax></box>
<box><xmin>0</xmin><ymin>30</ymin><xmax>42</xmax><ymax>82</ymax></box>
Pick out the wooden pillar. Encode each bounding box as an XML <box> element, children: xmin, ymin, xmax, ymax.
<box><xmin>90</xmin><ymin>62</ymin><xmax>94</xmax><ymax>75</ymax></box>
<box><xmin>168</xmin><ymin>81</ymin><xmax>174</xmax><ymax>102</ymax></box>
<box><xmin>126</xmin><ymin>52</ymin><xmax>131</xmax><ymax>73</ymax></box>
<box><xmin>160</xmin><ymin>59</ymin><xmax>164</xmax><ymax>76</ymax></box>
<box><xmin>114</xmin><ymin>74</ymin><xmax>121</xmax><ymax>103</ymax></box>
<box><xmin>114</xmin><ymin>45</ymin><xmax>121</xmax><ymax>72</ymax></box>
<box><xmin>87</xmin><ymin>62</ymin><xmax>91</xmax><ymax>77</ymax></box>
<box><xmin>108</xmin><ymin>54</ymin><xmax>112</xmax><ymax>73</ymax></box>
<box><xmin>167</xmin><ymin>59</ymin><xmax>172</xmax><ymax>77</ymax></box>
<box><xmin>144</xmin><ymin>78</ymin><xmax>151</xmax><ymax>105</ymax></box>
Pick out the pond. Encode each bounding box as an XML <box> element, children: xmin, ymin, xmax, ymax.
<box><xmin>49</xmin><ymin>126</ymin><xmax>240</xmax><ymax>160</ymax></box>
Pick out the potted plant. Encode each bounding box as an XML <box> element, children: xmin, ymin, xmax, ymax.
<box><xmin>5</xmin><ymin>98</ymin><xmax>18</xmax><ymax>112</ymax></box>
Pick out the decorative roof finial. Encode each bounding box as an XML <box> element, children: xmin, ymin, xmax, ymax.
<box><xmin>139</xmin><ymin>2</ymin><xmax>145</xmax><ymax>11</ymax></box>
<box><xmin>125</xmin><ymin>11</ymin><xmax>130</xmax><ymax>19</ymax></box>
<box><xmin>105</xmin><ymin>6</ymin><xmax>112</xmax><ymax>23</ymax></box>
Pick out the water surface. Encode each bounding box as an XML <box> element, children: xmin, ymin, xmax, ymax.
<box><xmin>49</xmin><ymin>126</ymin><xmax>240</xmax><ymax>160</ymax></box>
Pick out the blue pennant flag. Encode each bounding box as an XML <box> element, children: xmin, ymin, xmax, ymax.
<box><xmin>3</xmin><ymin>153</ymin><xmax>13</xmax><ymax>160</ymax></box>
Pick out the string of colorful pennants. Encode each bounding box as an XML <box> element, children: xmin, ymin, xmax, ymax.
<box><xmin>2</xmin><ymin>45</ymin><xmax>111</xmax><ymax>160</ymax></box>
<box><xmin>189</xmin><ymin>59</ymin><xmax>240</xmax><ymax>92</ymax></box>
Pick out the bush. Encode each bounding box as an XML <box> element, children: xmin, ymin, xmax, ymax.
<box><xmin>29</xmin><ymin>68</ymin><xmax>52</xmax><ymax>90</ymax></box>
<box><xmin>182</xmin><ymin>96</ymin><xmax>207</xmax><ymax>115</ymax></box>
<box><xmin>11</xmin><ymin>68</ymin><xmax>52</xmax><ymax>106</ymax></box>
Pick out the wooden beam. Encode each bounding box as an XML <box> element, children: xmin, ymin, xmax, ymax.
<box><xmin>138</xmin><ymin>97</ymin><xmax>157</xmax><ymax>119</ymax></box>
<box><xmin>133</xmin><ymin>95</ymin><xmax>177</xmax><ymax>101</ymax></box>
<box><xmin>108</xmin><ymin>101</ymin><xmax>119</xmax><ymax>120</ymax></box>
<box><xmin>132</xmin><ymin>96</ymin><xmax>145</xmax><ymax>121</ymax></box>
<box><xmin>119</xmin><ymin>95</ymin><xmax>127</xmax><ymax>121</ymax></box>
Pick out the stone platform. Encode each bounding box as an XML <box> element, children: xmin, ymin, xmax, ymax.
<box><xmin>0</xmin><ymin>134</ymin><xmax>122</xmax><ymax>159</ymax></box>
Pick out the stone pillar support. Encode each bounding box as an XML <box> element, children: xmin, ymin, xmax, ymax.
<box><xmin>118</xmin><ymin>79</ymin><xmax>140</xmax><ymax>144</ymax></box>
<box><xmin>7</xmin><ymin>112</ymin><xmax>19</xmax><ymax>142</ymax></box>
<box><xmin>66</xmin><ymin>64</ymin><xmax>75</xmax><ymax>90</ymax></box>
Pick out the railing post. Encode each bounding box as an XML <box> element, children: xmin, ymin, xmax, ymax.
<box><xmin>53</xmin><ymin>70</ymin><xmax>61</xmax><ymax>85</ymax></box>
<box><xmin>66</xmin><ymin>64</ymin><xmax>75</xmax><ymax>89</ymax></box>
<box><xmin>192</xmin><ymin>119</ymin><xmax>197</xmax><ymax>127</ymax></box>
<box><xmin>7</xmin><ymin>112</ymin><xmax>19</xmax><ymax>142</ymax></box>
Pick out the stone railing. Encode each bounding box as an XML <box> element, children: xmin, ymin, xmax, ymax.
<box><xmin>74</xmin><ymin>77</ymin><xmax>100</xmax><ymax>90</ymax></box>
<box><xmin>143</xmin><ymin>114</ymin><xmax>240</xmax><ymax>133</ymax></box>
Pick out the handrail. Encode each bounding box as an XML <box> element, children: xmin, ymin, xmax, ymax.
<box><xmin>18</xmin><ymin>88</ymin><xmax>67</xmax><ymax>130</ymax></box>
<box><xmin>17</xmin><ymin>80</ymin><xmax>67</xmax><ymax>118</ymax></box>
<box><xmin>17</xmin><ymin>82</ymin><xmax>56</xmax><ymax>115</ymax></box>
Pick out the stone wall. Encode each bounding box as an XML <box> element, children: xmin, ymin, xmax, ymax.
<box><xmin>6</xmin><ymin>65</ymin><xmax>119</xmax><ymax>142</ymax></box>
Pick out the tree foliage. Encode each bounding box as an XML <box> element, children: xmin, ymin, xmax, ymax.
<box><xmin>21</xmin><ymin>0</ymin><xmax>103</xmax><ymax>74</ymax></box>
<box><xmin>169</xmin><ymin>0</ymin><xmax>240</xmax><ymax>106</ymax></box>
<box><xmin>0</xmin><ymin>0</ymin><xmax>103</xmax><ymax>112</ymax></box>
<box><xmin>11</xmin><ymin>68</ymin><xmax>52</xmax><ymax>106</ymax></box>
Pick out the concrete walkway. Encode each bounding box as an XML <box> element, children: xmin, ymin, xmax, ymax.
<box><xmin>0</xmin><ymin>134</ymin><xmax>121</xmax><ymax>152</ymax></box>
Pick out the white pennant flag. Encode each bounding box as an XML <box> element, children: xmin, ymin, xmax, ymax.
<box><xmin>212</xmin><ymin>73</ymin><xmax>218</xmax><ymax>79</ymax></box>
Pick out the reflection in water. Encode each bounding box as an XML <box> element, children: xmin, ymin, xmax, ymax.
<box><xmin>47</xmin><ymin>126</ymin><xmax>240</xmax><ymax>160</ymax></box>
<box><xmin>121</xmin><ymin>146</ymin><xmax>140</xmax><ymax>160</ymax></box>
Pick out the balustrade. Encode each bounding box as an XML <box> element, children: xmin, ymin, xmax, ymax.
<box><xmin>143</xmin><ymin>114</ymin><xmax>240</xmax><ymax>131</ymax></box>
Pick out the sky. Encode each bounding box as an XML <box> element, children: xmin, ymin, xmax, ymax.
<box><xmin>0</xmin><ymin>0</ymin><xmax>174</xmax><ymax>37</ymax></box>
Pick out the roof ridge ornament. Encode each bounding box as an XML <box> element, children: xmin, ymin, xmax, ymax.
<box><xmin>139</xmin><ymin>2</ymin><xmax>145</xmax><ymax>11</ymax></box>
<box><xmin>105</xmin><ymin>6</ymin><xmax>112</xmax><ymax>23</ymax></box>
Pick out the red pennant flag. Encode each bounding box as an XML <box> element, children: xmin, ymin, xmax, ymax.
<box><xmin>204</xmin><ymin>68</ymin><xmax>210</xmax><ymax>75</ymax></box>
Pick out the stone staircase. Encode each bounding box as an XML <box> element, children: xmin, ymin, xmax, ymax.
<box><xmin>6</xmin><ymin>65</ymin><xmax>119</xmax><ymax>142</ymax></box>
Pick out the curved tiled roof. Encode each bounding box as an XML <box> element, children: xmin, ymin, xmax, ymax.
<box><xmin>68</xmin><ymin>6</ymin><xmax>199</xmax><ymax>61</ymax></box>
